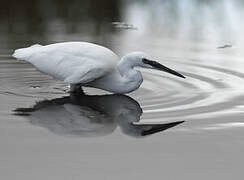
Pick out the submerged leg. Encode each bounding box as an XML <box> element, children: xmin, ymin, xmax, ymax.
<box><xmin>70</xmin><ymin>84</ymin><xmax>84</xmax><ymax>94</ymax></box>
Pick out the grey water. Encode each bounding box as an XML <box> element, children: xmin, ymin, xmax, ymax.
<box><xmin>1</xmin><ymin>0</ymin><xmax>244</xmax><ymax>179</ymax></box>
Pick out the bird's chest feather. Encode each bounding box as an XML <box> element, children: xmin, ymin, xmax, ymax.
<box><xmin>88</xmin><ymin>74</ymin><xmax>141</xmax><ymax>94</ymax></box>
<box><xmin>115</xmin><ymin>72</ymin><xmax>143</xmax><ymax>93</ymax></box>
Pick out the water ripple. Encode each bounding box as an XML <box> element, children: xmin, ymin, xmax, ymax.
<box><xmin>137</xmin><ymin>59</ymin><xmax>244</xmax><ymax>122</ymax></box>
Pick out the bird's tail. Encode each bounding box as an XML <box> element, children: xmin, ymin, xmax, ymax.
<box><xmin>12</xmin><ymin>44</ymin><xmax>42</xmax><ymax>60</ymax></box>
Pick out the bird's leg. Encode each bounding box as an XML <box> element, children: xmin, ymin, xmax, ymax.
<box><xmin>70</xmin><ymin>84</ymin><xmax>84</xmax><ymax>94</ymax></box>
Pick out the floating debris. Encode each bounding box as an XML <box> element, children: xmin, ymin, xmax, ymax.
<box><xmin>112</xmin><ymin>22</ymin><xmax>138</xmax><ymax>30</ymax></box>
<box><xmin>217</xmin><ymin>44</ymin><xmax>232</xmax><ymax>49</ymax></box>
<box><xmin>30</xmin><ymin>85</ymin><xmax>41</xmax><ymax>89</ymax></box>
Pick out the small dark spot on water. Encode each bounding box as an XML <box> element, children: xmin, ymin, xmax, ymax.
<box><xmin>112</xmin><ymin>22</ymin><xmax>138</xmax><ymax>30</ymax></box>
<box><xmin>30</xmin><ymin>85</ymin><xmax>41</xmax><ymax>89</ymax></box>
<box><xmin>217</xmin><ymin>44</ymin><xmax>232</xmax><ymax>49</ymax></box>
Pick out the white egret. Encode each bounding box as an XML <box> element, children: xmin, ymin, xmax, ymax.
<box><xmin>13</xmin><ymin>42</ymin><xmax>185</xmax><ymax>94</ymax></box>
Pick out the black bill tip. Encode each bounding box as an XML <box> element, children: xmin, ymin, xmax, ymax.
<box><xmin>142</xmin><ymin>58</ymin><xmax>185</xmax><ymax>79</ymax></box>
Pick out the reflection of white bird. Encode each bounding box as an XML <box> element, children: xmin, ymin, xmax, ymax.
<box><xmin>13</xmin><ymin>42</ymin><xmax>185</xmax><ymax>94</ymax></box>
<box><xmin>13</xmin><ymin>94</ymin><xmax>184</xmax><ymax>137</ymax></box>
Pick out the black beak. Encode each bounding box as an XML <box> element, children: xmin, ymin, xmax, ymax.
<box><xmin>142</xmin><ymin>58</ymin><xmax>185</xmax><ymax>79</ymax></box>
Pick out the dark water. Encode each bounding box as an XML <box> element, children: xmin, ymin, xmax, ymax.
<box><xmin>1</xmin><ymin>0</ymin><xmax>244</xmax><ymax>179</ymax></box>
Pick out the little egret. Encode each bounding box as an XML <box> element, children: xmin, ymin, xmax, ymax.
<box><xmin>13</xmin><ymin>42</ymin><xmax>185</xmax><ymax>94</ymax></box>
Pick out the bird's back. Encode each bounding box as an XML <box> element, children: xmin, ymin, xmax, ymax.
<box><xmin>12</xmin><ymin>42</ymin><xmax>119</xmax><ymax>82</ymax></box>
<box><xmin>13</xmin><ymin>42</ymin><xmax>119</xmax><ymax>64</ymax></box>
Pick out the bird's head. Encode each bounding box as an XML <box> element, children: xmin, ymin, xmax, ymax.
<box><xmin>124</xmin><ymin>52</ymin><xmax>185</xmax><ymax>79</ymax></box>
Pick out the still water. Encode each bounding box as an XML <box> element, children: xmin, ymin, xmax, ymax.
<box><xmin>0</xmin><ymin>0</ymin><xmax>244</xmax><ymax>179</ymax></box>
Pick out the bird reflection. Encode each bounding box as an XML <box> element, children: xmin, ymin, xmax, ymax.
<box><xmin>14</xmin><ymin>93</ymin><xmax>184</xmax><ymax>137</ymax></box>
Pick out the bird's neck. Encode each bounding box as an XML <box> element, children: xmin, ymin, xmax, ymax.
<box><xmin>91</xmin><ymin>58</ymin><xmax>142</xmax><ymax>94</ymax></box>
<box><xmin>114</xmin><ymin>57</ymin><xmax>143</xmax><ymax>93</ymax></box>
<box><xmin>118</xmin><ymin>56</ymin><xmax>137</xmax><ymax>76</ymax></box>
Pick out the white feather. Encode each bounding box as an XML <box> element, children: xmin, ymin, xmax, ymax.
<box><xmin>12</xmin><ymin>44</ymin><xmax>43</xmax><ymax>60</ymax></box>
<box><xmin>12</xmin><ymin>42</ymin><xmax>118</xmax><ymax>84</ymax></box>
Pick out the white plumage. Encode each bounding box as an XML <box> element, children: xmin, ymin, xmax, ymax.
<box><xmin>13</xmin><ymin>42</ymin><xmax>185</xmax><ymax>94</ymax></box>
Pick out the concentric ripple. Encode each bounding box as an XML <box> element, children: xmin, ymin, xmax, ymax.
<box><xmin>133</xmin><ymin>58</ymin><xmax>244</xmax><ymax>122</ymax></box>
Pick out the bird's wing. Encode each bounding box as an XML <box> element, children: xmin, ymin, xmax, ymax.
<box><xmin>22</xmin><ymin>50</ymin><xmax>111</xmax><ymax>84</ymax></box>
<box><xmin>64</xmin><ymin>63</ymin><xmax>107</xmax><ymax>84</ymax></box>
